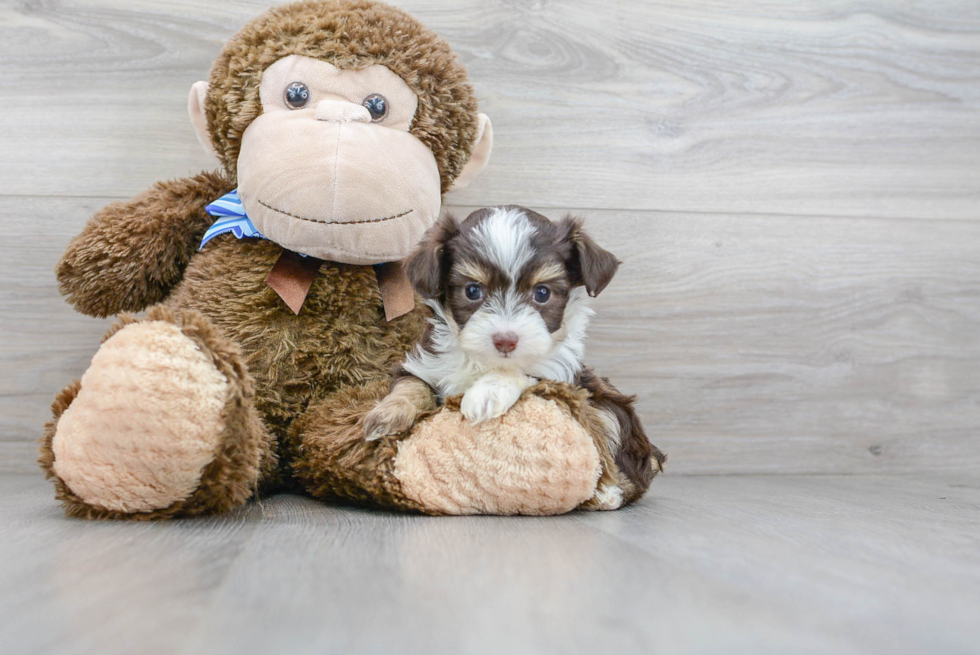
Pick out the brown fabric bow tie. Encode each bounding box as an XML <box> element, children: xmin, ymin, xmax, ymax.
<box><xmin>265</xmin><ymin>249</ymin><xmax>415</xmax><ymax>320</ymax></box>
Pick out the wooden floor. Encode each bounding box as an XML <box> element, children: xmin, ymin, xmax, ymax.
<box><xmin>1</xmin><ymin>1</ymin><xmax>979</xmax><ymax>653</ymax></box>
<box><xmin>2</xmin><ymin>471</ymin><xmax>979</xmax><ymax>655</ymax></box>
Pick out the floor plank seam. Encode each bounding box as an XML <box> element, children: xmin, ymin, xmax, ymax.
<box><xmin>3</xmin><ymin>193</ymin><xmax>977</xmax><ymax>226</ymax></box>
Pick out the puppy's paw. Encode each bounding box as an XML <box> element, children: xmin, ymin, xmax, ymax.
<box><xmin>363</xmin><ymin>399</ymin><xmax>418</xmax><ymax>441</ymax></box>
<box><xmin>460</xmin><ymin>377</ymin><xmax>524</xmax><ymax>424</ymax></box>
<box><xmin>591</xmin><ymin>483</ymin><xmax>625</xmax><ymax>511</ymax></box>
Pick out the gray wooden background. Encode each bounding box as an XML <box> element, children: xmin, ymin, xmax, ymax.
<box><xmin>1</xmin><ymin>0</ymin><xmax>978</xmax><ymax>475</ymax></box>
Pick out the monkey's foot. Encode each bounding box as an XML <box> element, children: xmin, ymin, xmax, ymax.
<box><xmin>395</xmin><ymin>385</ymin><xmax>601</xmax><ymax>515</ymax></box>
<box><xmin>40</xmin><ymin>308</ymin><xmax>272</xmax><ymax>519</ymax></box>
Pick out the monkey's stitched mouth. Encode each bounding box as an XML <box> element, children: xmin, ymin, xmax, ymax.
<box><xmin>257</xmin><ymin>198</ymin><xmax>413</xmax><ymax>226</ymax></box>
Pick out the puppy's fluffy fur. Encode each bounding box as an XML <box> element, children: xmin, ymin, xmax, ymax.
<box><xmin>364</xmin><ymin>206</ymin><xmax>665</xmax><ymax>508</ymax></box>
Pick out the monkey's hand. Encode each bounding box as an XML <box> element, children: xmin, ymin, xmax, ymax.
<box><xmin>460</xmin><ymin>372</ymin><xmax>536</xmax><ymax>424</ymax></box>
<box><xmin>57</xmin><ymin>171</ymin><xmax>233</xmax><ymax>318</ymax></box>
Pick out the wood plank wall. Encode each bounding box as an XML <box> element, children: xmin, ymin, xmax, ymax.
<box><xmin>1</xmin><ymin>0</ymin><xmax>977</xmax><ymax>474</ymax></box>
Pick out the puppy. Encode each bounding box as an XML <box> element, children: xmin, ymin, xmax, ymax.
<box><xmin>364</xmin><ymin>206</ymin><xmax>665</xmax><ymax>508</ymax></box>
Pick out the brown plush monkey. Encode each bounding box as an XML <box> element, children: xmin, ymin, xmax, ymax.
<box><xmin>40</xmin><ymin>0</ymin><xmax>663</xmax><ymax>519</ymax></box>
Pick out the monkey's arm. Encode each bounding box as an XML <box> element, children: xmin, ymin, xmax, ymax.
<box><xmin>56</xmin><ymin>170</ymin><xmax>234</xmax><ymax>318</ymax></box>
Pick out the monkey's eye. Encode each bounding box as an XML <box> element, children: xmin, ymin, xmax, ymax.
<box><xmin>362</xmin><ymin>94</ymin><xmax>388</xmax><ymax>122</ymax></box>
<box><xmin>284</xmin><ymin>82</ymin><xmax>311</xmax><ymax>109</ymax></box>
<box><xmin>464</xmin><ymin>283</ymin><xmax>483</xmax><ymax>301</ymax></box>
<box><xmin>533</xmin><ymin>285</ymin><xmax>551</xmax><ymax>304</ymax></box>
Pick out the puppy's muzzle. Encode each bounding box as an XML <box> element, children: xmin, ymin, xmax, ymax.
<box><xmin>493</xmin><ymin>332</ymin><xmax>519</xmax><ymax>355</ymax></box>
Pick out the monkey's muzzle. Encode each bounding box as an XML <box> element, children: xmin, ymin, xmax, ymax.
<box><xmin>237</xmin><ymin>111</ymin><xmax>442</xmax><ymax>265</ymax></box>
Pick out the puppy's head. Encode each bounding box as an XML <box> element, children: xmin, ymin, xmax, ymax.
<box><xmin>405</xmin><ymin>205</ymin><xmax>620</xmax><ymax>370</ymax></box>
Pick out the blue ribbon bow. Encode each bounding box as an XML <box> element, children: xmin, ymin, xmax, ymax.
<box><xmin>200</xmin><ymin>189</ymin><xmax>265</xmax><ymax>250</ymax></box>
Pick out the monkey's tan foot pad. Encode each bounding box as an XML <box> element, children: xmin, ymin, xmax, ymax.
<box><xmin>50</xmin><ymin>320</ymin><xmax>230</xmax><ymax>514</ymax></box>
<box><xmin>393</xmin><ymin>384</ymin><xmax>603</xmax><ymax>515</ymax></box>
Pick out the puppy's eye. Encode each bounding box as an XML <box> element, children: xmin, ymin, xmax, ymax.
<box><xmin>464</xmin><ymin>283</ymin><xmax>483</xmax><ymax>301</ymax></box>
<box><xmin>533</xmin><ymin>285</ymin><xmax>551</xmax><ymax>304</ymax></box>
<box><xmin>284</xmin><ymin>82</ymin><xmax>311</xmax><ymax>109</ymax></box>
<box><xmin>362</xmin><ymin>94</ymin><xmax>388</xmax><ymax>122</ymax></box>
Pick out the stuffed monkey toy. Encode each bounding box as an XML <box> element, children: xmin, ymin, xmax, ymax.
<box><xmin>39</xmin><ymin>0</ymin><xmax>664</xmax><ymax>519</ymax></box>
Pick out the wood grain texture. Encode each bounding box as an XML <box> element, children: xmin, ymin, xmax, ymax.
<box><xmin>2</xmin><ymin>472</ymin><xmax>979</xmax><ymax>655</ymax></box>
<box><xmin>1</xmin><ymin>1</ymin><xmax>978</xmax><ymax>475</ymax></box>
<box><xmin>0</xmin><ymin>196</ymin><xmax>113</xmax><ymax>472</ymax></box>
<box><xmin>4</xmin><ymin>196</ymin><xmax>978</xmax><ymax>475</ymax></box>
<box><xmin>0</xmin><ymin>0</ymin><xmax>978</xmax><ymax>218</ymax></box>
<box><xmin>444</xmin><ymin>204</ymin><xmax>980</xmax><ymax>475</ymax></box>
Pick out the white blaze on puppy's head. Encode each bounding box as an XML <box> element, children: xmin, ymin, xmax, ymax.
<box><xmin>471</xmin><ymin>206</ymin><xmax>538</xmax><ymax>277</ymax></box>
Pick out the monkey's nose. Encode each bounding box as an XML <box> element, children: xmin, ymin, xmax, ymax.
<box><xmin>492</xmin><ymin>332</ymin><xmax>519</xmax><ymax>355</ymax></box>
<box><xmin>314</xmin><ymin>100</ymin><xmax>371</xmax><ymax>123</ymax></box>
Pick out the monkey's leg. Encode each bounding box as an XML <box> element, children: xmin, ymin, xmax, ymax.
<box><xmin>39</xmin><ymin>307</ymin><xmax>276</xmax><ymax>520</ymax></box>
<box><xmin>289</xmin><ymin>380</ymin><xmax>428</xmax><ymax>512</ymax></box>
<box><xmin>290</xmin><ymin>380</ymin><xmax>612</xmax><ymax>516</ymax></box>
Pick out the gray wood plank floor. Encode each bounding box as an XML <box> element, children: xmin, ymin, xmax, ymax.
<box><xmin>2</xmin><ymin>472</ymin><xmax>978</xmax><ymax>655</ymax></box>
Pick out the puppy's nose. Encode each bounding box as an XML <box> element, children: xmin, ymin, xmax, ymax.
<box><xmin>314</xmin><ymin>100</ymin><xmax>371</xmax><ymax>123</ymax></box>
<box><xmin>493</xmin><ymin>332</ymin><xmax>519</xmax><ymax>354</ymax></box>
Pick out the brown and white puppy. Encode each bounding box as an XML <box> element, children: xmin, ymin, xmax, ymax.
<box><xmin>364</xmin><ymin>205</ymin><xmax>664</xmax><ymax>507</ymax></box>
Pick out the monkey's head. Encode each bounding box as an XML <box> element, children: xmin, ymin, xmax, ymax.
<box><xmin>187</xmin><ymin>0</ymin><xmax>492</xmax><ymax>265</ymax></box>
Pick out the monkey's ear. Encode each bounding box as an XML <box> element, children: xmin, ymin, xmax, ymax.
<box><xmin>404</xmin><ymin>214</ymin><xmax>459</xmax><ymax>299</ymax></box>
<box><xmin>560</xmin><ymin>216</ymin><xmax>621</xmax><ymax>297</ymax></box>
<box><xmin>188</xmin><ymin>81</ymin><xmax>219</xmax><ymax>159</ymax></box>
<box><xmin>448</xmin><ymin>114</ymin><xmax>493</xmax><ymax>192</ymax></box>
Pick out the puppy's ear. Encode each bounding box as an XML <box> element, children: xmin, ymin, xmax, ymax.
<box><xmin>560</xmin><ymin>216</ymin><xmax>621</xmax><ymax>297</ymax></box>
<box><xmin>405</xmin><ymin>214</ymin><xmax>459</xmax><ymax>298</ymax></box>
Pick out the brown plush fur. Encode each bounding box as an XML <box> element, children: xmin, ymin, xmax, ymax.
<box><xmin>163</xmin><ymin>235</ymin><xmax>429</xmax><ymax>487</ymax></box>
<box><xmin>57</xmin><ymin>171</ymin><xmax>234</xmax><ymax>318</ymax></box>
<box><xmin>205</xmin><ymin>0</ymin><xmax>480</xmax><ymax>193</ymax></box>
<box><xmin>290</xmin><ymin>379</ymin><xmax>431</xmax><ymax>513</ymax></box>
<box><xmin>39</xmin><ymin>308</ymin><xmax>276</xmax><ymax>519</ymax></box>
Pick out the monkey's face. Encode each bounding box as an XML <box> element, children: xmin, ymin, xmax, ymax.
<box><xmin>240</xmin><ymin>55</ymin><xmax>442</xmax><ymax>264</ymax></box>
<box><xmin>200</xmin><ymin>55</ymin><xmax>449</xmax><ymax>264</ymax></box>
<box><xmin>190</xmin><ymin>2</ymin><xmax>493</xmax><ymax>266</ymax></box>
